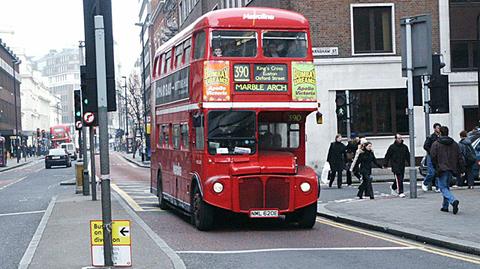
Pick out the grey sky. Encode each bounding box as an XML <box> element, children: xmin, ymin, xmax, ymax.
<box><xmin>0</xmin><ymin>0</ymin><xmax>140</xmax><ymax>74</ymax></box>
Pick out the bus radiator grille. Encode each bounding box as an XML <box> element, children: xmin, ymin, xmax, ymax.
<box><xmin>239</xmin><ymin>177</ymin><xmax>263</xmax><ymax>211</ymax></box>
<box><xmin>265</xmin><ymin>177</ymin><xmax>290</xmax><ymax>210</ymax></box>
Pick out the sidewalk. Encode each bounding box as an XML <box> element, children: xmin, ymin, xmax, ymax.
<box><xmin>0</xmin><ymin>156</ymin><xmax>40</xmax><ymax>172</ymax></box>
<box><xmin>317</xmin><ymin>187</ymin><xmax>480</xmax><ymax>255</ymax></box>
<box><xmin>26</xmin><ymin>192</ymin><xmax>181</xmax><ymax>269</ymax></box>
<box><xmin>119</xmin><ymin>151</ymin><xmax>150</xmax><ymax>168</ymax></box>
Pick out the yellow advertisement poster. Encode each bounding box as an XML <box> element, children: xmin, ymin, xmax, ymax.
<box><xmin>292</xmin><ymin>62</ymin><xmax>317</xmax><ymax>101</ymax></box>
<box><xmin>203</xmin><ymin>61</ymin><xmax>231</xmax><ymax>102</ymax></box>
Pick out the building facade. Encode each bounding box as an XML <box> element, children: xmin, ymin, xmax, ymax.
<box><xmin>34</xmin><ymin>48</ymin><xmax>81</xmax><ymax>126</ymax></box>
<box><xmin>0</xmin><ymin>38</ymin><xmax>21</xmax><ymax>154</ymax></box>
<box><xmin>147</xmin><ymin>0</ymin><xmax>477</xmax><ymax>172</ymax></box>
<box><xmin>19</xmin><ymin>53</ymin><xmax>62</xmax><ymax>144</ymax></box>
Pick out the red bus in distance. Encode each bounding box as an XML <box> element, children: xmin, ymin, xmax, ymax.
<box><xmin>150</xmin><ymin>7</ymin><xmax>319</xmax><ymax>230</ymax></box>
<box><xmin>50</xmin><ymin>124</ymin><xmax>72</xmax><ymax>148</ymax></box>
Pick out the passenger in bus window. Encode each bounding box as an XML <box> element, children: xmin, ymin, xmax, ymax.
<box><xmin>224</xmin><ymin>42</ymin><xmax>241</xmax><ymax>57</ymax></box>
<box><xmin>287</xmin><ymin>40</ymin><xmax>306</xmax><ymax>58</ymax></box>
<box><xmin>264</xmin><ymin>42</ymin><xmax>280</xmax><ymax>57</ymax></box>
<box><xmin>213</xmin><ymin>47</ymin><xmax>223</xmax><ymax>57</ymax></box>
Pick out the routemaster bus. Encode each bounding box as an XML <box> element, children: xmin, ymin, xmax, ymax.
<box><xmin>50</xmin><ymin>124</ymin><xmax>72</xmax><ymax>148</ymax></box>
<box><xmin>150</xmin><ymin>7</ymin><xmax>319</xmax><ymax>230</ymax></box>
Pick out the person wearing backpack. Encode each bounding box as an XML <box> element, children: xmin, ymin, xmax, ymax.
<box><xmin>458</xmin><ymin>130</ymin><xmax>476</xmax><ymax>188</ymax></box>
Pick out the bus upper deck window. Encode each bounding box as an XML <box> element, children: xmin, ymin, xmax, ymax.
<box><xmin>211</xmin><ymin>31</ymin><xmax>257</xmax><ymax>57</ymax></box>
<box><xmin>193</xmin><ymin>31</ymin><xmax>206</xmax><ymax>59</ymax></box>
<box><xmin>262</xmin><ymin>31</ymin><xmax>307</xmax><ymax>58</ymax></box>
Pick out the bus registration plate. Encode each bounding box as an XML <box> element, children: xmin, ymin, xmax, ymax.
<box><xmin>249</xmin><ymin>209</ymin><xmax>279</xmax><ymax>218</ymax></box>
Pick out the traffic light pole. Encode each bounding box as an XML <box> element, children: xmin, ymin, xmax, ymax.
<box><xmin>422</xmin><ymin>75</ymin><xmax>431</xmax><ymax>140</ymax></box>
<box><xmin>406</xmin><ymin>18</ymin><xmax>417</xmax><ymax>199</ymax></box>
<box><xmin>89</xmin><ymin>127</ymin><xmax>97</xmax><ymax>201</ymax></box>
<box><xmin>95</xmin><ymin>15</ymin><xmax>113</xmax><ymax>266</ymax></box>
<box><xmin>345</xmin><ymin>90</ymin><xmax>351</xmax><ymax>140</ymax></box>
<box><xmin>79</xmin><ymin>41</ymin><xmax>90</xmax><ymax>196</ymax></box>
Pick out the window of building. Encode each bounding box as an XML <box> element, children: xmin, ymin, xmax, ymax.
<box><xmin>179</xmin><ymin>1</ymin><xmax>183</xmax><ymax>23</ymax></box>
<box><xmin>173</xmin><ymin>124</ymin><xmax>180</xmax><ymax>149</ymax></box>
<box><xmin>181</xmin><ymin>123</ymin><xmax>189</xmax><ymax>149</ymax></box>
<box><xmin>193</xmin><ymin>31</ymin><xmax>206</xmax><ymax>59</ymax></box>
<box><xmin>351</xmin><ymin>4</ymin><xmax>394</xmax><ymax>55</ymax></box>
<box><xmin>337</xmin><ymin>89</ymin><xmax>408</xmax><ymax>136</ymax></box>
<box><xmin>449</xmin><ymin>1</ymin><xmax>480</xmax><ymax>71</ymax></box>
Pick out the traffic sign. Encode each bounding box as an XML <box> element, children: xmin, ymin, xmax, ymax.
<box><xmin>84</xmin><ymin>112</ymin><xmax>95</xmax><ymax>124</ymax></box>
<box><xmin>76</xmin><ymin>121</ymin><xmax>83</xmax><ymax>130</ymax></box>
<box><xmin>90</xmin><ymin>220</ymin><xmax>132</xmax><ymax>267</ymax></box>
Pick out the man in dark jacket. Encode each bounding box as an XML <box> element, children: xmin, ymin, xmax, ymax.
<box><xmin>430</xmin><ymin>126</ymin><xmax>464</xmax><ymax>214</ymax></box>
<box><xmin>345</xmin><ymin>136</ymin><xmax>360</xmax><ymax>186</ymax></box>
<box><xmin>422</xmin><ymin>123</ymin><xmax>441</xmax><ymax>191</ymax></box>
<box><xmin>458</xmin><ymin>130</ymin><xmax>476</xmax><ymax>188</ymax></box>
<box><xmin>384</xmin><ymin>134</ymin><xmax>410</xmax><ymax>198</ymax></box>
<box><xmin>327</xmin><ymin>134</ymin><xmax>346</xmax><ymax>188</ymax></box>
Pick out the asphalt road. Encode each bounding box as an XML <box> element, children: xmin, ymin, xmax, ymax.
<box><xmin>0</xmin><ymin>159</ymin><xmax>73</xmax><ymax>269</ymax></box>
<box><xmin>110</xmin><ymin>152</ymin><xmax>480</xmax><ymax>269</ymax></box>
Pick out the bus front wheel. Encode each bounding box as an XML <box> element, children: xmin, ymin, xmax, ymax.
<box><xmin>192</xmin><ymin>185</ymin><xmax>214</xmax><ymax>231</ymax></box>
<box><xmin>297</xmin><ymin>203</ymin><xmax>317</xmax><ymax>229</ymax></box>
<box><xmin>157</xmin><ymin>172</ymin><xmax>168</xmax><ymax>210</ymax></box>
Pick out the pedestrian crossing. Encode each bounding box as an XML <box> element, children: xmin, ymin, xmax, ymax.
<box><xmin>112</xmin><ymin>181</ymin><xmax>163</xmax><ymax>212</ymax></box>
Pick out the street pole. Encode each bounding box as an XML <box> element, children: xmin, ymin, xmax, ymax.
<box><xmin>406</xmin><ymin>19</ymin><xmax>417</xmax><ymax>198</ymax></box>
<box><xmin>422</xmin><ymin>75</ymin><xmax>431</xmax><ymax>140</ymax></box>
<box><xmin>95</xmin><ymin>15</ymin><xmax>113</xmax><ymax>266</ymax></box>
<box><xmin>123</xmin><ymin>76</ymin><xmax>128</xmax><ymax>152</ymax></box>
<box><xmin>12</xmin><ymin>60</ymin><xmax>19</xmax><ymax>163</ymax></box>
<box><xmin>477</xmin><ymin>15</ymin><xmax>480</xmax><ymax>123</ymax></box>
<box><xmin>79</xmin><ymin>41</ymin><xmax>90</xmax><ymax>196</ymax></box>
<box><xmin>89</xmin><ymin>127</ymin><xmax>97</xmax><ymax>201</ymax></box>
<box><xmin>136</xmin><ymin>22</ymin><xmax>149</xmax><ymax>162</ymax></box>
<box><xmin>346</xmin><ymin>90</ymin><xmax>351</xmax><ymax>140</ymax></box>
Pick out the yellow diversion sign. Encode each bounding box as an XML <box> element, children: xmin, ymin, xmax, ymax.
<box><xmin>90</xmin><ymin>220</ymin><xmax>132</xmax><ymax>267</ymax></box>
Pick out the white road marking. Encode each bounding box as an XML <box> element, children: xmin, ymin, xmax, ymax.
<box><xmin>18</xmin><ymin>196</ymin><xmax>57</xmax><ymax>269</ymax></box>
<box><xmin>0</xmin><ymin>176</ymin><xmax>27</xmax><ymax>191</ymax></box>
<box><xmin>176</xmin><ymin>247</ymin><xmax>417</xmax><ymax>254</ymax></box>
<box><xmin>0</xmin><ymin>210</ymin><xmax>46</xmax><ymax>217</ymax></box>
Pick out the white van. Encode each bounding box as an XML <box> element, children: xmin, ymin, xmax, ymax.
<box><xmin>60</xmin><ymin>142</ymin><xmax>77</xmax><ymax>160</ymax></box>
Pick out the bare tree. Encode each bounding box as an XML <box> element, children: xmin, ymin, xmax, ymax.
<box><xmin>126</xmin><ymin>72</ymin><xmax>144</xmax><ymax>143</ymax></box>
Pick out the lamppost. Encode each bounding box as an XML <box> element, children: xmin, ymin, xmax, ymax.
<box><xmin>135</xmin><ymin>21</ymin><xmax>150</xmax><ymax>162</ymax></box>
<box><xmin>123</xmin><ymin>76</ymin><xmax>129</xmax><ymax>152</ymax></box>
<box><xmin>12</xmin><ymin>59</ymin><xmax>21</xmax><ymax>163</ymax></box>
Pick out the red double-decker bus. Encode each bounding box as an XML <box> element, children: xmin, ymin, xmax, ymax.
<box><xmin>50</xmin><ymin>124</ymin><xmax>72</xmax><ymax>148</ymax></box>
<box><xmin>150</xmin><ymin>7</ymin><xmax>319</xmax><ymax>230</ymax></box>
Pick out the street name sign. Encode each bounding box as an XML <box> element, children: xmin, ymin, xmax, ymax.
<box><xmin>90</xmin><ymin>220</ymin><xmax>132</xmax><ymax>267</ymax></box>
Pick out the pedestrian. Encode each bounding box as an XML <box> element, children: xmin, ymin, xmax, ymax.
<box><xmin>422</xmin><ymin>123</ymin><xmax>442</xmax><ymax>192</ymax></box>
<box><xmin>384</xmin><ymin>134</ymin><xmax>410</xmax><ymax>198</ymax></box>
<box><xmin>327</xmin><ymin>134</ymin><xmax>346</xmax><ymax>188</ymax></box>
<box><xmin>430</xmin><ymin>126</ymin><xmax>464</xmax><ymax>214</ymax></box>
<box><xmin>355</xmin><ymin>142</ymin><xmax>382</xmax><ymax>199</ymax></box>
<box><xmin>457</xmin><ymin>130</ymin><xmax>476</xmax><ymax>189</ymax></box>
<box><xmin>350</xmin><ymin>137</ymin><xmax>368</xmax><ymax>181</ymax></box>
<box><xmin>345</xmin><ymin>136</ymin><xmax>360</xmax><ymax>186</ymax></box>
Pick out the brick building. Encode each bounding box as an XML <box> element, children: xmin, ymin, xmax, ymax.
<box><xmin>145</xmin><ymin>0</ymin><xmax>478</xmax><ymax>170</ymax></box>
<box><xmin>0</xmin><ymin>39</ymin><xmax>21</xmax><ymax>154</ymax></box>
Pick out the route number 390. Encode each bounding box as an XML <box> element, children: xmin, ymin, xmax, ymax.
<box><xmin>234</xmin><ymin>64</ymin><xmax>250</xmax><ymax>82</ymax></box>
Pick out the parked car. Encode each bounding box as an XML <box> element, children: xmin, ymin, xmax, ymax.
<box><xmin>45</xmin><ymin>148</ymin><xmax>71</xmax><ymax>169</ymax></box>
<box><xmin>469</xmin><ymin>136</ymin><xmax>480</xmax><ymax>180</ymax></box>
<box><xmin>60</xmin><ymin>142</ymin><xmax>77</xmax><ymax>160</ymax></box>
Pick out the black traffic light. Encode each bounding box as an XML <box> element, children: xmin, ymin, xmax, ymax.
<box><xmin>80</xmin><ymin>65</ymin><xmax>98</xmax><ymax>126</ymax></box>
<box><xmin>335</xmin><ymin>92</ymin><xmax>347</xmax><ymax>120</ymax></box>
<box><xmin>74</xmin><ymin>89</ymin><xmax>82</xmax><ymax>130</ymax></box>
<box><xmin>82</xmin><ymin>0</ymin><xmax>116</xmax><ymax>112</ymax></box>
<box><xmin>428</xmin><ymin>54</ymin><xmax>449</xmax><ymax>113</ymax></box>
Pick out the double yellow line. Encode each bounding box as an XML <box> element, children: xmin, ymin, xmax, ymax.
<box><xmin>316</xmin><ymin>217</ymin><xmax>480</xmax><ymax>264</ymax></box>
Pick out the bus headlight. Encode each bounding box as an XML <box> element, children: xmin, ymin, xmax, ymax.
<box><xmin>300</xmin><ymin>182</ymin><xmax>311</xmax><ymax>193</ymax></box>
<box><xmin>213</xmin><ymin>182</ymin><xmax>224</xmax><ymax>193</ymax></box>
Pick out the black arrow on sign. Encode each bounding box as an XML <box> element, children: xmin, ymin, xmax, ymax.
<box><xmin>120</xmin><ymin>227</ymin><xmax>129</xmax><ymax>236</ymax></box>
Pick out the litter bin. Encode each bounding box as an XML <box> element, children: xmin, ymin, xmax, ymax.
<box><xmin>75</xmin><ymin>161</ymin><xmax>84</xmax><ymax>194</ymax></box>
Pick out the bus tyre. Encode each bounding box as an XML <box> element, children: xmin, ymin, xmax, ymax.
<box><xmin>157</xmin><ymin>172</ymin><xmax>168</xmax><ymax>210</ymax></box>
<box><xmin>192</xmin><ymin>186</ymin><xmax>214</xmax><ymax>231</ymax></box>
<box><xmin>297</xmin><ymin>203</ymin><xmax>317</xmax><ymax>229</ymax></box>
